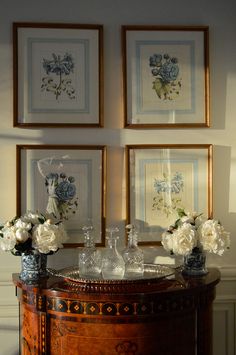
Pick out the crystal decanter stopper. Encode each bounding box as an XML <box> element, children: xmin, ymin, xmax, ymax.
<box><xmin>101</xmin><ymin>227</ymin><xmax>125</xmax><ymax>280</ymax></box>
<box><xmin>122</xmin><ymin>224</ymin><xmax>144</xmax><ymax>278</ymax></box>
<box><xmin>78</xmin><ymin>225</ymin><xmax>102</xmax><ymax>278</ymax></box>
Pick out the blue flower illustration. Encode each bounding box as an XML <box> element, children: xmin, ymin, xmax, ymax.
<box><xmin>149</xmin><ymin>54</ymin><xmax>162</xmax><ymax>67</ymax></box>
<box><xmin>154</xmin><ymin>172</ymin><xmax>184</xmax><ymax>194</ymax></box>
<box><xmin>149</xmin><ymin>53</ymin><xmax>181</xmax><ymax>100</ymax></box>
<box><xmin>152</xmin><ymin>172</ymin><xmax>184</xmax><ymax>217</ymax></box>
<box><xmin>45</xmin><ymin>172</ymin><xmax>78</xmax><ymax>220</ymax></box>
<box><xmin>55</xmin><ymin>180</ymin><xmax>76</xmax><ymax>202</ymax></box>
<box><xmin>41</xmin><ymin>53</ymin><xmax>76</xmax><ymax>100</ymax></box>
<box><xmin>158</xmin><ymin>60</ymin><xmax>179</xmax><ymax>83</ymax></box>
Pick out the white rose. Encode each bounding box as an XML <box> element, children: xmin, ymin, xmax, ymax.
<box><xmin>15</xmin><ymin>228</ymin><xmax>30</xmax><ymax>243</ymax></box>
<box><xmin>172</xmin><ymin>223</ymin><xmax>197</xmax><ymax>256</ymax></box>
<box><xmin>0</xmin><ymin>228</ymin><xmax>16</xmax><ymax>251</ymax></box>
<box><xmin>15</xmin><ymin>219</ymin><xmax>32</xmax><ymax>231</ymax></box>
<box><xmin>181</xmin><ymin>212</ymin><xmax>203</xmax><ymax>226</ymax></box>
<box><xmin>195</xmin><ymin>215</ymin><xmax>207</xmax><ymax>228</ymax></box>
<box><xmin>198</xmin><ymin>220</ymin><xmax>230</xmax><ymax>255</ymax></box>
<box><xmin>32</xmin><ymin>222</ymin><xmax>68</xmax><ymax>254</ymax></box>
<box><xmin>5</xmin><ymin>221</ymin><xmax>13</xmax><ymax>228</ymax></box>
<box><xmin>22</xmin><ymin>212</ymin><xmax>44</xmax><ymax>225</ymax></box>
<box><xmin>161</xmin><ymin>231</ymin><xmax>174</xmax><ymax>252</ymax></box>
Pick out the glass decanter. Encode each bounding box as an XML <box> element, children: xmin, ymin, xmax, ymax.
<box><xmin>78</xmin><ymin>225</ymin><xmax>102</xmax><ymax>278</ymax></box>
<box><xmin>101</xmin><ymin>227</ymin><xmax>125</xmax><ymax>280</ymax></box>
<box><xmin>122</xmin><ymin>224</ymin><xmax>144</xmax><ymax>278</ymax></box>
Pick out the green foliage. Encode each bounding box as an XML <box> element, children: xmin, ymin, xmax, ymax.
<box><xmin>176</xmin><ymin>208</ymin><xmax>187</xmax><ymax>218</ymax></box>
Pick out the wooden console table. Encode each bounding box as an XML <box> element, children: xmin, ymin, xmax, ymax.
<box><xmin>13</xmin><ymin>267</ymin><xmax>220</xmax><ymax>355</ymax></box>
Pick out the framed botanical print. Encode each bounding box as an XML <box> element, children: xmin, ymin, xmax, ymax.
<box><xmin>122</xmin><ymin>26</ymin><xmax>209</xmax><ymax>128</ymax></box>
<box><xmin>13</xmin><ymin>23</ymin><xmax>103</xmax><ymax>127</ymax></box>
<box><xmin>16</xmin><ymin>145</ymin><xmax>106</xmax><ymax>247</ymax></box>
<box><xmin>126</xmin><ymin>144</ymin><xmax>212</xmax><ymax>245</ymax></box>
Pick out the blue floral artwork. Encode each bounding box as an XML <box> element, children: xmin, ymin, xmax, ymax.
<box><xmin>41</xmin><ymin>53</ymin><xmax>76</xmax><ymax>100</ymax></box>
<box><xmin>45</xmin><ymin>172</ymin><xmax>78</xmax><ymax>220</ymax></box>
<box><xmin>149</xmin><ymin>53</ymin><xmax>181</xmax><ymax>101</ymax></box>
<box><xmin>152</xmin><ymin>171</ymin><xmax>184</xmax><ymax>218</ymax></box>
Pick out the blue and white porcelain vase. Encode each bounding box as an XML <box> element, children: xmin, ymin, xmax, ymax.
<box><xmin>19</xmin><ymin>250</ymin><xmax>48</xmax><ymax>284</ymax></box>
<box><xmin>182</xmin><ymin>247</ymin><xmax>208</xmax><ymax>276</ymax></box>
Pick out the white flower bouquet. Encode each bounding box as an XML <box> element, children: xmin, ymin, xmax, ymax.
<box><xmin>161</xmin><ymin>209</ymin><xmax>230</xmax><ymax>256</ymax></box>
<box><xmin>0</xmin><ymin>211</ymin><xmax>68</xmax><ymax>255</ymax></box>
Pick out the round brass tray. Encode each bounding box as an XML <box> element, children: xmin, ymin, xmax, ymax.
<box><xmin>47</xmin><ymin>263</ymin><xmax>176</xmax><ymax>284</ymax></box>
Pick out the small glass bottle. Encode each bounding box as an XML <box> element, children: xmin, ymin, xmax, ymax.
<box><xmin>122</xmin><ymin>224</ymin><xmax>144</xmax><ymax>278</ymax></box>
<box><xmin>78</xmin><ymin>225</ymin><xmax>102</xmax><ymax>278</ymax></box>
<box><xmin>101</xmin><ymin>227</ymin><xmax>125</xmax><ymax>280</ymax></box>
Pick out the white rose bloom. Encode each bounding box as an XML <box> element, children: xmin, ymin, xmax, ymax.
<box><xmin>22</xmin><ymin>212</ymin><xmax>43</xmax><ymax>225</ymax></box>
<box><xmin>195</xmin><ymin>215</ymin><xmax>207</xmax><ymax>228</ymax></box>
<box><xmin>15</xmin><ymin>228</ymin><xmax>30</xmax><ymax>243</ymax></box>
<box><xmin>172</xmin><ymin>223</ymin><xmax>197</xmax><ymax>256</ymax></box>
<box><xmin>15</xmin><ymin>219</ymin><xmax>32</xmax><ymax>231</ymax></box>
<box><xmin>5</xmin><ymin>221</ymin><xmax>13</xmax><ymax>228</ymax></box>
<box><xmin>162</xmin><ymin>211</ymin><xmax>230</xmax><ymax>258</ymax></box>
<box><xmin>161</xmin><ymin>231</ymin><xmax>174</xmax><ymax>252</ymax></box>
<box><xmin>32</xmin><ymin>222</ymin><xmax>68</xmax><ymax>254</ymax></box>
<box><xmin>0</xmin><ymin>228</ymin><xmax>16</xmax><ymax>251</ymax></box>
<box><xmin>199</xmin><ymin>220</ymin><xmax>230</xmax><ymax>255</ymax></box>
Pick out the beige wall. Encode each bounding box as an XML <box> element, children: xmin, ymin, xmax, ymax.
<box><xmin>0</xmin><ymin>0</ymin><xmax>236</xmax><ymax>353</ymax></box>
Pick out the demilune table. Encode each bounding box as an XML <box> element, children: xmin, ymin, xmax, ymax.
<box><xmin>13</xmin><ymin>267</ymin><xmax>220</xmax><ymax>355</ymax></box>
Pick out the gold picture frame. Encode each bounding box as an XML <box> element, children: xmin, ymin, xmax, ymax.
<box><xmin>126</xmin><ymin>144</ymin><xmax>212</xmax><ymax>245</ymax></box>
<box><xmin>16</xmin><ymin>144</ymin><xmax>106</xmax><ymax>247</ymax></box>
<box><xmin>13</xmin><ymin>22</ymin><xmax>103</xmax><ymax>127</ymax></box>
<box><xmin>122</xmin><ymin>25</ymin><xmax>210</xmax><ymax>128</ymax></box>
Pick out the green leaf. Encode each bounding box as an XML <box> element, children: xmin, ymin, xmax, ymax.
<box><xmin>176</xmin><ymin>208</ymin><xmax>186</xmax><ymax>218</ymax></box>
<box><xmin>38</xmin><ymin>217</ymin><xmax>46</xmax><ymax>224</ymax></box>
<box><xmin>152</xmin><ymin>78</ymin><xmax>163</xmax><ymax>98</ymax></box>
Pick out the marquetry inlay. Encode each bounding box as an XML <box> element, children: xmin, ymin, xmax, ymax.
<box><xmin>21</xmin><ymin>286</ymin><xmax>215</xmax><ymax>318</ymax></box>
<box><xmin>40</xmin><ymin>314</ymin><xmax>46</xmax><ymax>354</ymax></box>
<box><xmin>45</xmin><ymin>293</ymin><xmax>207</xmax><ymax>317</ymax></box>
<box><xmin>22</xmin><ymin>289</ymin><xmax>46</xmax><ymax>311</ymax></box>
